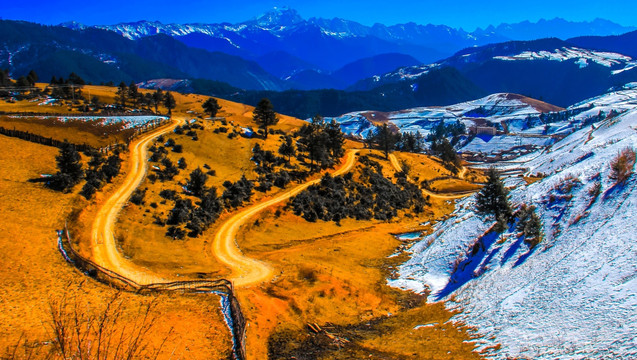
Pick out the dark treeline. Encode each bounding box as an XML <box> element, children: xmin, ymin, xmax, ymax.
<box><xmin>290</xmin><ymin>155</ymin><xmax>428</xmax><ymax>223</ymax></box>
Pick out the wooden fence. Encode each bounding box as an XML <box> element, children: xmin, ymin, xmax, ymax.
<box><xmin>58</xmin><ymin>225</ymin><xmax>247</xmax><ymax>360</ymax></box>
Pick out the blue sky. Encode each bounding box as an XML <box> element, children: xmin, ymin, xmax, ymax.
<box><xmin>3</xmin><ymin>0</ymin><xmax>636</xmax><ymax>30</ymax></box>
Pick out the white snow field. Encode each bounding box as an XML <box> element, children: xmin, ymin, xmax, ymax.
<box><xmin>10</xmin><ymin>115</ymin><xmax>169</xmax><ymax>129</ymax></box>
<box><xmin>389</xmin><ymin>88</ymin><xmax>637</xmax><ymax>359</ymax></box>
<box><xmin>327</xmin><ymin>93</ymin><xmax>566</xmax><ymax>155</ymax></box>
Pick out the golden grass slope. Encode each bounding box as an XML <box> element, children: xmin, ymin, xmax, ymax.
<box><xmin>0</xmin><ymin>135</ymin><xmax>231</xmax><ymax>359</ymax></box>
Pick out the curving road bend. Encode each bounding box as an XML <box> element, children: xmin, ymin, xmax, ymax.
<box><xmin>213</xmin><ymin>149</ymin><xmax>360</xmax><ymax>287</ymax></box>
<box><xmin>91</xmin><ymin>117</ymin><xmax>183</xmax><ymax>285</ymax></box>
<box><xmin>389</xmin><ymin>153</ymin><xmax>476</xmax><ymax>200</ymax></box>
<box><xmin>90</xmin><ymin>118</ymin><xmax>358</xmax><ymax>288</ymax></box>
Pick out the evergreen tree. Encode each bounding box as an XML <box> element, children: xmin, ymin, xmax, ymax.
<box><xmin>49</xmin><ymin>142</ymin><xmax>83</xmax><ymax>192</ymax></box>
<box><xmin>364</xmin><ymin>130</ymin><xmax>375</xmax><ymax>150</ymax></box>
<box><xmin>152</xmin><ymin>88</ymin><xmax>163</xmax><ymax>114</ymax></box>
<box><xmin>177</xmin><ymin>157</ymin><xmax>187</xmax><ymax>170</ymax></box>
<box><xmin>278</xmin><ymin>135</ymin><xmax>296</xmax><ymax>162</ymax></box>
<box><xmin>374</xmin><ymin>123</ymin><xmax>397</xmax><ymax>159</ymax></box>
<box><xmin>56</xmin><ymin>142</ymin><xmax>83</xmax><ymax>182</ymax></box>
<box><xmin>297</xmin><ymin>115</ymin><xmax>328</xmax><ymax>170</ymax></box>
<box><xmin>187</xmin><ymin>168</ymin><xmax>208</xmax><ymax>198</ymax></box>
<box><xmin>252</xmin><ymin>98</ymin><xmax>278</xmax><ymax>139</ymax></box>
<box><xmin>202</xmin><ymin>97</ymin><xmax>222</xmax><ymax>118</ymax></box>
<box><xmin>325</xmin><ymin>119</ymin><xmax>345</xmax><ymax>159</ymax></box>
<box><xmin>128</xmin><ymin>81</ymin><xmax>139</xmax><ymax>108</ymax></box>
<box><xmin>476</xmin><ymin>168</ymin><xmax>512</xmax><ymax>221</ymax></box>
<box><xmin>115</xmin><ymin>82</ymin><xmax>128</xmax><ymax>108</ymax></box>
<box><xmin>516</xmin><ymin>204</ymin><xmax>543</xmax><ymax>247</ymax></box>
<box><xmin>431</xmin><ymin>138</ymin><xmax>460</xmax><ymax>172</ymax></box>
<box><xmin>102</xmin><ymin>154</ymin><xmax>122</xmax><ymax>182</ymax></box>
<box><xmin>163</xmin><ymin>91</ymin><xmax>176</xmax><ymax>115</ymax></box>
<box><xmin>26</xmin><ymin>70</ymin><xmax>38</xmax><ymax>86</ymax></box>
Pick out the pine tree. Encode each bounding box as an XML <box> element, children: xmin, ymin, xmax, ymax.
<box><xmin>163</xmin><ymin>91</ymin><xmax>176</xmax><ymax>115</ymax></box>
<box><xmin>187</xmin><ymin>168</ymin><xmax>208</xmax><ymax>198</ymax></box>
<box><xmin>202</xmin><ymin>97</ymin><xmax>222</xmax><ymax>118</ymax></box>
<box><xmin>252</xmin><ymin>98</ymin><xmax>278</xmax><ymax>139</ymax></box>
<box><xmin>476</xmin><ymin>167</ymin><xmax>512</xmax><ymax>221</ymax></box>
<box><xmin>325</xmin><ymin>119</ymin><xmax>345</xmax><ymax>159</ymax></box>
<box><xmin>516</xmin><ymin>204</ymin><xmax>543</xmax><ymax>247</ymax></box>
<box><xmin>128</xmin><ymin>81</ymin><xmax>139</xmax><ymax>108</ymax></box>
<box><xmin>152</xmin><ymin>88</ymin><xmax>163</xmax><ymax>114</ymax></box>
<box><xmin>56</xmin><ymin>142</ymin><xmax>83</xmax><ymax>182</ymax></box>
<box><xmin>278</xmin><ymin>135</ymin><xmax>296</xmax><ymax>162</ymax></box>
<box><xmin>115</xmin><ymin>82</ymin><xmax>128</xmax><ymax>108</ymax></box>
<box><xmin>178</xmin><ymin>157</ymin><xmax>187</xmax><ymax>170</ymax></box>
<box><xmin>49</xmin><ymin>142</ymin><xmax>84</xmax><ymax>192</ymax></box>
<box><xmin>374</xmin><ymin>123</ymin><xmax>397</xmax><ymax>159</ymax></box>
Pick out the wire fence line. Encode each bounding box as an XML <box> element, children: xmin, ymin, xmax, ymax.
<box><xmin>57</xmin><ymin>224</ymin><xmax>247</xmax><ymax>360</ymax></box>
<box><xmin>0</xmin><ymin>117</ymin><xmax>171</xmax><ymax>154</ymax></box>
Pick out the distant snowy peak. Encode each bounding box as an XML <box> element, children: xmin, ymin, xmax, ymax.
<box><xmin>494</xmin><ymin>46</ymin><xmax>637</xmax><ymax>71</ymax></box>
<box><xmin>249</xmin><ymin>7</ymin><xmax>305</xmax><ymax>29</ymax></box>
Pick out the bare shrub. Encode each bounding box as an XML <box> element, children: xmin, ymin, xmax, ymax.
<box><xmin>610</xmin><ymin>147</ymin><xmax>636</xmax><ymax>184</ymax></box>
<box><xmin>46</xmin><ymin>292</ymin><xmax>171</xmax><ymax>360</ymax></box>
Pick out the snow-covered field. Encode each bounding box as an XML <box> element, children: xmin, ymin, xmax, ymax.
<box><xmin>328</xmin><ymin>92</ymin><xmax>564</xmax><ymax>155</ymax></box>
<box><xmin>11</xmin><ymin>115</ymin><xmax>169</xmax><ymax>129</ymax></box>
<box><xmin>494</xmin><ymin>47</ymin><xmax>637</xmax><ymax>73</ymax></box>
<box><xmin>389</xmin><ymin>88</ymin><xmax>637</xmax><ymax>359</ymax></box>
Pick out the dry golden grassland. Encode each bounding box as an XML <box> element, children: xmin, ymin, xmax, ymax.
<box><xmin>2</xmin><ymin>84</ymin><xmax>485</xmax><ymax>359</ymax></box>
<box><xmin>0</xmin><ymin>135</ymin><xmax>232</xmax><ymax>359</ymax></box>
<box><xmin>234</xmin><ymin>152</ymin><xmax>483</xmax><ymax>359</ymax></box>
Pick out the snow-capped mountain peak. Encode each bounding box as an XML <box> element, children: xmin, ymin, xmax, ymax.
<box><xmin>249</xmin><ymin>7</ymin><xmax>304</xmax><ymax>29</ymax></box>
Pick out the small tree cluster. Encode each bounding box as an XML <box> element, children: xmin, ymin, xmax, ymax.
<box><xmin>609</xmin><ymin>147</ymin><xmax>636</xmax><ymax>184</ymax></box>
<box><xmin>114</xmin><ymin>83</ymin><xmax>172</xmax><ymax>114</ymax></box>
<box><xmin>430</xmin><ymin>138</ymin><xmax>461</xmax><ymax>172</ymax></box>
<box><xmin>48</xmin><ymin>73</ymin><xmax>84</xmax><ymax>101</ymax></box>
<box><xmin>222</xmin><ymin>175</ymin><xmax>254</xmax><ymax>208</ymax></box>
<box><xmin>396</xmin><ymin>131</ymin><xmax>425</xmax><ymax>153</ymax></box>
<box><xmin>80</xmin><ymin>151</ymin><xmax>122</xmax><ymax>199</ymax></box>
<box><xmin>296</xmin><ymin>115</ymin><xmax>345</xmax><ymax>170</ymax></box>
<box><xmin>427</xmin><ymin>120</ymin><xmax>466</xmax><ymax>145</ymax></box>
<box><xmin>516</xmin><ymin>204</ymin><xmax>543</xmax><ymax>248</ymax></box>
<box><xmin>290</xmin><ymin>156</ymin><xmax>428</xmax><ymax>223</ymax></box>
<box><xmin>372</xmin><ymin>124</ymin><xmax>399</xmax><ymax>159</ymax></box>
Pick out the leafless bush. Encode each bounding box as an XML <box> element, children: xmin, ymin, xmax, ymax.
<box><xmin>610</xmin><ymin>147</ymin><xmax>636</xmax><ymax>184</ymax></box>
<box><xmin>47</xmin><ymin>291</ymin><xmax>172</xmax><ymax>360</ymax></box>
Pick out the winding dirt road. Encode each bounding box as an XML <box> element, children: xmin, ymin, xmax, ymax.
<box><xmin>91</xmin><ymin>117</ymin><xmax>183</xmax><ymax>285</ymax></box>
<box><xmin>91</xmin><ymin>115</ymin><xmax>359</xmax><ymax>288</ymax></box>
<box><xmin>389</xmin><ymin>153</ymin><xmax>476</xmax><ymax>200</ymax></box>
<box><xmin>212</xmin><ymin>149</ymin><xmax>360</xmax><ymax>287</ymax></box>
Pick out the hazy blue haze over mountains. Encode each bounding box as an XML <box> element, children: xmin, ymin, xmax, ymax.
<box><xmin>2</xmin><ymin>8</ymin><xmax>637</xmax><ymax>118</ymax></box>
<box><xmin>65</xmin><ymin>8</ymin><xmax>636</xmax><ymax>77</ymax></box>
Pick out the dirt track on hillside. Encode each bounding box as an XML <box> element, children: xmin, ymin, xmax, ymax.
<box><xmin>91</xmin><ymin>117</ymin><xmax>183</xmax><ymax>285</ymax></box>
<box><xmin>212</xmin><ymin>149</ymin><xmax>360</xmax><ymax>287</ymax></box>
<box><xmin>389</xmin><ymin>153</ymin><xmax>476</xmax><ymax>200</ymax></box>
<box><xmin>91</xmin><ymin>121</ymin><xmax>359</xmax><ymax>287</ymax></box>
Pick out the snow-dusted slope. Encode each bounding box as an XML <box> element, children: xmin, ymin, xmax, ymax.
<box><xmin>330</xmin><ymin>93</ymin><xmax>559</xmax><ymax>135</ymax></box>
<box><xmin>494</xmin><ymin>47</ymin><xmax>637</xmax><ymax>73</ymax></box>
<box><xmin>328</xmin><ymin>92</ymin><xmax>564</xmax><ymax>155</ymax></box>
<box><xmin>389</xmin><ymin>88</ymin><xmax>637</xmax><ymax>359</ymax></box>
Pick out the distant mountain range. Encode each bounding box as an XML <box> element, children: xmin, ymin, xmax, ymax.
<box><xmin>62</xmin><ymin>8</ymin><xmax>636</xmax><ymax>85</ymax></box>
<box><xmin>2</xmin><ymin>9</ymin><xmax>637</xmax><ymax>118</ymax></box>
<box><xmin>353</xmin><ymin>36</ymin><xmax>637</xmax><ymax>107</ymax></box>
